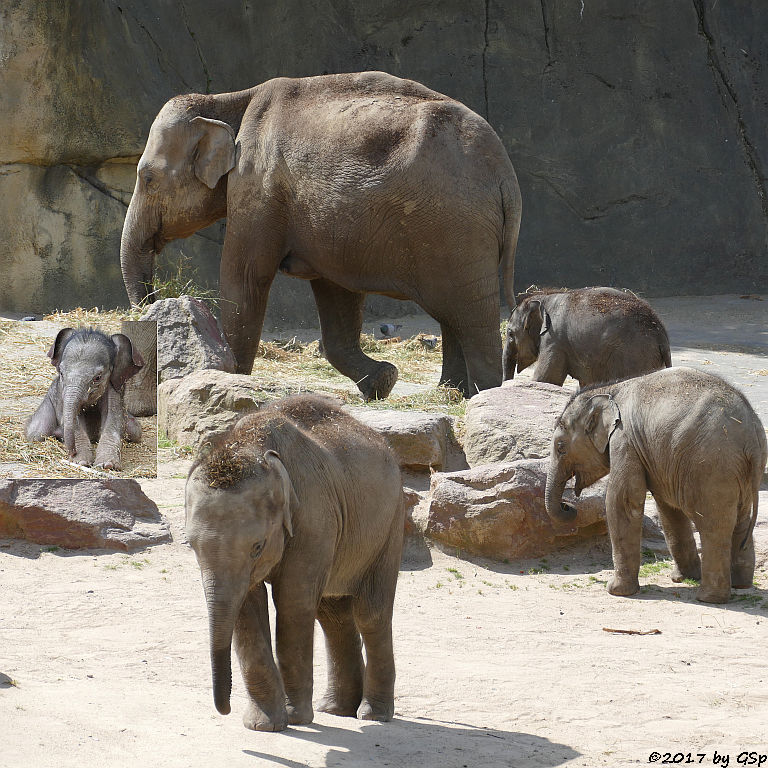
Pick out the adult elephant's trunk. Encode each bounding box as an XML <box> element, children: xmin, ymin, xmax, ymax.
<box><xmin>202</xmin><ymin>570</ymin><xmax>240</xmax><ymax>716</ymax></box>
<box><xmin>120</xmin><ymin>193</ymin><xmax>158</xmax><ymax>306</ymax></box>
<box><xmin>544</xmin><ymin>459</ymin><xmax>578</xmax><ymax>523</ymax></box>
<box><xmin>61</xmin><ymin>383</ymin><xmax>88</xmax><ymax>455</ymax></box>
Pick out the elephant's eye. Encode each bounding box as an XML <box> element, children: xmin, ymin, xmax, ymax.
<box><xmin>556</xmin><ymin>441</ymin><xmax>567</xmax><ymax>455</ymax></box>
<box><xmin>92</xmin><ymin>374</ymin><xmax>102</xmax><ymax>384</ymax></box>
<box><xmin>250</xmin><ymin>541</ymin><xmax>265</xmax><ymax>559</ymax></box>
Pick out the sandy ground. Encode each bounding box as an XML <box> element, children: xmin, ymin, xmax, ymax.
<box><xmin>1</xmin><ymin>295</ymin><xmax>767</xmax><ymax>767</ymax></box>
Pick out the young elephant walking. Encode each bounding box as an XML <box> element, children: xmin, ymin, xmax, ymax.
<box><xmin>185</xmin><ymin>394</ymin><xmax>404</xmax><ymax>731</ymax></box>
<box><xmin>25</xmin><ymin>327</ymin><xmax>144</xmax><ymax>469</ymax></box>
<box><xmin>545</xmin><ymin>368</ymin><xmax>766</xmax><ymax>603</ymax></box>
<box><xmin>503</xmin><ymin>287</ymin><xmax>671</xmax><ymax>386</ymax></box>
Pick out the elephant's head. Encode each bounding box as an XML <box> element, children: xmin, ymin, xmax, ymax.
<box><xmin>49</xmin><ymin>328</ymin><xmax>144</xmax><ymax>456</ymax></box>
<box><xmin>185</xmin><ymin>449</ymin><xmax>297</xmax><ymax>716</ymax></box>
<box><xmin>506</xmin><ymin>295</ymin><xmax>551</xmax><ymax>375</ymax></box>
<box><xmin>121</xmin><ymin>96</ymin><xmax>237</xmax><ymax>305</ymax></box>
<box><xmin>544</xmin><ymin>391</ymin><xmax>619</xmax><ymax>523</ymax></box>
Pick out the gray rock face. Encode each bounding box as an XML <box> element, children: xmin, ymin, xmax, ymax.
<box><xmin>1</xmin><ymin>2</ymin><xmax>766</xmax><ymax>318</ymax></box>
<box><xmin>424</xmin><ymin>459</ymin><xmax>607</xmax><ymax>560</ymax></box>
<box><xmin>0</xmin><ymin>479</ymin><xmax>170</xmax><ymax>551</ymax></box>
<box><xmin>140</xmin><ymin>297</ymin><xmax>235</xmax><ymax>383</ymax></box>
<box><xmin>348</xmin><ymin>408</ymin><xmax>459</xmax><ymax>470</ymax></box>
<box><xmin>158</xmin><ymin>369</ymin><xmax>263</xmax><ymax>448</ymax></box>
<box><xmin>463</xmin><ymin>380</ymin><xmax>570</xmax><ymax>467</ymax></box>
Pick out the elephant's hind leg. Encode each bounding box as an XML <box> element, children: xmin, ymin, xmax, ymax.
<box><xmin>655</xmin><ymin>500</ymin><xmax>701</xmax><ymax>582</ymax></box>
<box><xmin>316</xmin><ymin>597</ymin><xmax>364</xmax><ymax>717</ymax></box>
<box><xmin>730</xmin><ymin>500</ymin><xmax>756</xmax><ymax>589</ymax></box>
<box><xmin>25</xmin><ymin>393</ymin><xmax>58</xmax><ymax>442</ymax></box>
<box><xmin>311</xmin><ymin>279</ymin><xmax>398</xmax><ymax>400</ymax></box>
<box><xmin>694</xmin><ymin>489</ymin><xmax>739</xmax><ymax>604</ymax></box>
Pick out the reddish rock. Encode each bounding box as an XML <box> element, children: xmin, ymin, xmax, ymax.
<box><xmin>463</xmin><ymin>380</ymin><xmax>571</xmax><ymax>467</ymax></box>
<box><xmin>425</xmin><ymin>459</ymin><xmax>607</xmax><ymax>560</ymax></box>
<box><xmin>0</xmin><ymin>479</ymin><xmax>170</xmax><ymax>551</ymax></box>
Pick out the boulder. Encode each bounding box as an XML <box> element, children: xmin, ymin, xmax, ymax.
<box><xmin>463</xmin><ymin>380</ymin><xmax>570</xmax><ymax>467</ymax></box>
<box><xmin>347</xmin><ymin>408</ymin><xmax>460</xmax><ymax>471</ymax></box>
<box><xmin>140</xmin><ymin>297</ymin><xmax>236</xmax><ymax>383</ymax></box>
<box><xmin>424</xmin><ymin>459</ymin><xmax>607</xmax><ymax>560</ymax></box>
<box><xmin>158</xmin><ymin>369</ymin><xmax>265</xmax><ymax>448</ymax></box>
<box><xmin>0</xmin><ymin>479</ymin><xmax>170</xmax><ymax>551</ymax></box>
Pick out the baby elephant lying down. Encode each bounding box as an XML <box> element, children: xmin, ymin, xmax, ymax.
<box><xmin>25</xmin><ymin>327</ymin><xmax>144</xmax><ymax>469</ymax></box>
<box><xmin>185</xmin><ymin>394</ymin><xmax>404</xmax><ymax>731</ymax></box>
<box><xmin>545</xmin><ymin>367</ymin><xmax>766</xmax><ymax>603</ymax></box>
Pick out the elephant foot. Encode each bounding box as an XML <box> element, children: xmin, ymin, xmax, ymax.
<box><xmin>242</xmin><ymin>700</ymin><xmax>288</xmax><ymax>732</ymax></box>
<box><xmin>95</xmin><ymin>456</ymin><xmax>122</xmax><ymax>471</ymax></box>
<box><xmin>357</xmin><ymin>362</ymin><xmax>398</xmax><ymax>401</ymax></box>
<box><xmin>696</xmin><ymin>585</ymin><xmax>731</xmax><ymax>604</ymax></box>
<box><xmin>670</xmin><ymin>562</ymin><xmax>701</xmax><ymax>583</ymax></box>
<box><xmin>731</xmin><ymin>565</ymin><xmax>754</xmax><ymax>590</ymax></box>
<box><xmin>317</xmin><ymin>692</ymin><xmax>360</xmax><ymax>718</ymax></box>
<box><xmin>357</xmin><ymin>697</ymin><xmax>394</xmax><ymax>722</ymax></box>
<box><xmin>286</xmin><ymin>701</ymin><xmax>314</xmax><ymax>726</ymax></box>
<box><xmin>71</xmin><ymin>451</ymin><xmax>94</xmax><ymax>466</ymax></box>
<box><xmin>607</xmin><ymin>575</ymin><xmax>640</xmax><ymax>597</ymax></box>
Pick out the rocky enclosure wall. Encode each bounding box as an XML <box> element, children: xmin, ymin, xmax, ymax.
<box><xmin>1</xmin><ymin>0</ymin><xmax>766</xmax><ymax>322</ymax></box>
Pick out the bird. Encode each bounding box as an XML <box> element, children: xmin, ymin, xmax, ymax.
<box><xmin>379</xmin><ymin>323</ymin><xmax>403</xmax><ymax>338</ymax></box>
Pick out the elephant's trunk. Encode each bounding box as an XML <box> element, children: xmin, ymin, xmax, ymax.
<box><xmin>120</xmin><ymin>193</ymin><xmax>158</xmax><ymax>306</ymax></box>
<box><xmin>545</xmin><ymin>459</ymin><xmax>578</xmax><ymax>522</ymax></box>
<box><xmin>202</xmin><ymin>570</ymin><xmax>239</xmax><ymax>716</ymax></box>
<box><xmin>61</xmin><ymin>383</ymin><xmax>88</xmax><ymax>455</ymax></box>
<box><xmin>502</xmin><ymin>334</ymin><xmax>517</xmax><ymax>381</ymax></box>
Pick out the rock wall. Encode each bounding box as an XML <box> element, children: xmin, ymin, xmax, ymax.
<box><xmin>1</xmin><ymin>0</ymin><xmax>766</xmax><ymax>320</ymax></box>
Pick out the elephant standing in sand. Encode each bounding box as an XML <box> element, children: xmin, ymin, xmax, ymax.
<box><xmin>545</xmin><ymin>367</ymin><xmax>766</xmax><ymax>604</ymax></box>
<box><xmin>120</xmin><ymin>71</ymin><xmax>521</xmax><ymax>399</ymax></box>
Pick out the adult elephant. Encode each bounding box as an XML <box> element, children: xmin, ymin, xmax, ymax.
<box><xmin>120</xmin><ymin>71</ymin><xmax>521</xmax><ymax>399</ymax></box>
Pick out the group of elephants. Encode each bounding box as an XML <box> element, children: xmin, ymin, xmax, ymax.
<box><xmin>28</xmin><ymin>72</ymin><xmax>767</xmax><ymax>732</ymax></box>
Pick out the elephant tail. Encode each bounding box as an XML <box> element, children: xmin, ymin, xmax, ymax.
<box><xmin>741</xmin><ymin>435</ymin><xmax>766</xmax><ymax>550</ymax></box>
<box><xmin>499</xmin><ymin>175</ymin><xmax>522</xmax><ymax>313</ymax></box>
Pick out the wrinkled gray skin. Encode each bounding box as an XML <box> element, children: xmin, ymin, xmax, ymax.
<box><xmin>25</xmin><ymin>328</ymin><xmax>144</xmax><ymax>469</ymax></box>
<box><xmin>545</xmin><ymin>367</ymin><xmax>766</xmax><ymax>604</ymax></box>
<box><xmin>503</xmin><ymin>287</ymin><xmax>671</xmax><ymax>385</ymax></box>
<box><xmin>121</xmin><ymin>71</ymin><xmax>521</xmax><ymax>399</ymax></box>
<box><xmin>185</xmin><ymin>395</ymin><xmax>404</xmax><ymax>731</ymax></box>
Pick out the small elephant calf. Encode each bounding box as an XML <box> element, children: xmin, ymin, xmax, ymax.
<box><xmin>185</xmin><ymin>394</ymin><xmax>404</xmax><ymax>731</ymax></box>
<box><xmin>25</xmin><ymin>327</ymin><xmax>144</xmax><ymax>469</ymax></box>
<box><xmin>545</xmin><ymin>367</ymin><xmax>767</xmax><ymax>603</ymax></box>
<box><xmin>504</xmin><ymin>287</ymin><xmax>671</xmax><ymax>386</ymax></box>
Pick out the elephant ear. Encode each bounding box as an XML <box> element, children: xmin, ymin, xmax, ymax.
<box><xmin>110</xmin><ymin>333</ymin><xmax>145</xmax><ymax>390</ymax></box>
<box><xmin>47</xmin><ymin>328</ymin><xmax>77</xmax><ymax>370</ymax></box>
<box><xmin>264</xmin><ymin>450</ymin><xmax>298</xmax><ymax>537</ymax></box>
<box><xmin>584</xmin><ymin>395</ymin><xmax>622</xmax><ymax>454</ymax></box>
<box><xmin>190</xmin><ymin>116</ymin><xmax>236</xmax><ymax>189</ymax></box>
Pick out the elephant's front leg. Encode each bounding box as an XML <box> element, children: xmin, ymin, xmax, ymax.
<box><xmin>604</xmin><ymin>457</ymin><xmax>647</xmax><ymax>597</ymax></box>
<box><xmin>439</xmin><ymin>323</ymin><xmax>469</xmax><ymax>396</ymax></box>
<box><xmin>219</xmin><ymin>216</ymin><xmax>280</xmax><ymax>375</ymax></box>
<box><xmin>94</xmin><ymin>387</ymin><xmax>126</xmax><ymax>470</ymax></box>
<box><xmin>234</xmin><ymin>584</ymin><xmax>288</xmax><ymax>731</ymax></box>
<box><xmin>272</xmin><ymin>583</ymin><xmax>319</xmax><ymax>725</ymax></box>
<box><xmin>311</xmin><ymin>279</ymin><xmax>398</xmax><ymax>400</ymax></box>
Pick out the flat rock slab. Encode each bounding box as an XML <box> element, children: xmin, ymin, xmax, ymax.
<box><xmin>347</xmin><ymin>408</ymin><xmax>457</xmax><ymax>470</ymax></box>
<box><xmin>424</xmin><ymin>458</ymin><xmax>607</xmax><ymax>560</ymax></box>
<box><xmin>159</xmin><ymin>369</ymin><xmax>265</xmax><ymax>449</ymax></box>
<box><xmin>0</xmin><ymin>479</ymin><xmax>170</xmax><ymax>551</ymax></box>
<box><xmin>141</xmin><ymin>296</ymin><xmax>235</xmax><ymax>383</ymax></box>
<box><xmin>463</xmin><ymin>380</ymin><xmax>571</xmax><ymax>467</ymax></box>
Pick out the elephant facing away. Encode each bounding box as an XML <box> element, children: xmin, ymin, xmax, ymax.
<box><xmin>185</xmin><ymin>394</ymin><xmax>404</xmax><ymax>731</ymax></box>
<box><xmin>121</xmin><ymin>71</ymin><xmax>522</xmax><ymax>399</ymax></box>
<box><xmin>503</xmin><ymin>287</ymin><xmax>671</xmax><ymax>386</ymax></box>
<box><xmin>25</xmin><ymin>327</ymin><xmax>144</xmax><ymax>469</ymax></box>
<box><xmin>545</xmin><ymin>367</ymin><xmax>766</xmax><ymax>604</ymax></box>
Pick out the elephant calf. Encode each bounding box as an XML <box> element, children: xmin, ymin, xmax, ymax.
<box><xmin>545</xmin><ymin>367</ymin><xmax>766</xmax><ymax>603</ymax></box>
<box><xmin>185</xmin><ymin>394</ymin><xmax>404</xmax><ymax>731</ymax></box>
<box><xmin>25</xmin><ymin>327</ymin><xmax>144</xmax><ymax>469</ymax></box>
<box><xmin>504</xmin><ymin>287</ymin><xmax>671</xmax><ymax>386</ymax></box>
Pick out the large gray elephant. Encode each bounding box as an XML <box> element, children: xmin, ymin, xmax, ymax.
<box><xmin>185</xmin><ymin>394</ymin><xmax>404</xmax><ymax>731</ymax></box>
<box><xmin>121</xmin><ymin>71</ymin><xmax>521</xmax><ymax>399</ymax></box>
<box><xmin>25</xmin><ymin>327</ymin><xmax>144</xmax><ymax>469</ymax></box>
<box><xmin>545</xmin><ymin>367</ymin><xmax>766</xmax><ymax>604</ymax></box>
<box><xmin>503</xmin><ymin>287</ymin><xmax>671</xmax><ymax>385</ymax></box>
